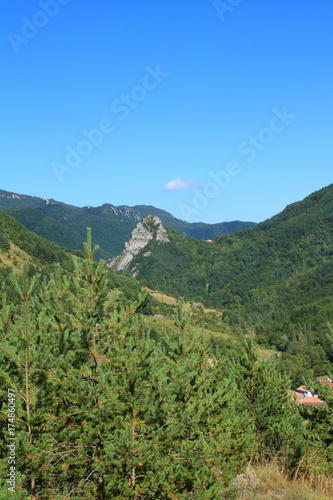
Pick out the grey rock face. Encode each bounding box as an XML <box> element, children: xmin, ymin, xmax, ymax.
<box><xmin>105</xmin><ymin>215</ymin><xmax>169</xmax><ymax>274</ymax></box>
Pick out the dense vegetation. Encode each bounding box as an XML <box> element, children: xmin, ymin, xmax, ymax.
<box><xmin>0</xmin><ymin>210</ymin><xmax>76</xmax><ymax>271</ymax></box>
<box><xmin>3</xmin><ymin>183</ymin><xmax>332</xmax><ymax>387</ymax></box>
<box><xmin>5</xmin><ymin>205</ymin><xmax>133</xmax><ymax>260</ymax></box>
<box><xmin>121</xmin><ymin>185</ymin><xmax>333</xmax><ymax>385</ymax></box>
<box><xmin>0</xmin><ymin>231</ymin><xmax>332</xmax><ymax>498</ymax></box>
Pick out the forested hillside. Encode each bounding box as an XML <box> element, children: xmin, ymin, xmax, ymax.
<box><xmin>0</xmin><ymin>209</ymin><xmax>76</xmax><ymax>272</ymax></box>
<box><xmin>0</xmin><ymin>189</ymin><xmax>255</xmax><ymax>258</ymax></box>
<box><xmin>1</xmin><ymin>232</ymin><xmax>332</xmax><ymax>498</ymax></box>
<box><xmin>118</xmin><ymin>184</ymin><xmax>333</xmax><ymax>384</ymax></box>
<box><xmin>5</xmin><ymin>205</ymin><xmax>133</xmax><ymax>260</ymax></box>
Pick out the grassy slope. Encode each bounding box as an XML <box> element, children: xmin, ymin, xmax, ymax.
<box><xmin>144</xmin><ymin>289</ymin><xmax>276</xmax><ymax>359</ymax></box>
<box><xmin>0</xmin><ymin>243</ymin><xmax>30</xmax><ymax>272</ymax></box>
<box><xmin>0</xmin><ymin>209</ymin><xmax>76</xmax><ymax>269</ymax></box>
<box><xmin>233</xmin><ymin>463</ymin><xmax>333</xmax><ymax>500</ymax></box>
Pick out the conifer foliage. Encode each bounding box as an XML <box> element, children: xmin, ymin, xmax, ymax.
<box><xmin>0</xmin><ymin>230</ymin><xmax>310</xmax><ymax>498</ymax></box>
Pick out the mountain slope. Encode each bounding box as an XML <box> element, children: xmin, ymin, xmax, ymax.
<box><xmin>111</xmin><ymin>184</ymin><xmax>333</xmax><ymax>381</ymax></box>
<box><xmin>0</xmin><ymin>209</ymin><xmax>76</xmax><ymax>270</ymax></box>
<box><xmin>128</xmin><ymin>204</ymin><xmax>255</xmax><ymax>239</ymax></box>
<box><xmin>0</xmin><ymin>189</ymin><xmax>51</xmax><ymax>209</ymax></box>
<box><xmin>5</xmin><ymin>206</ymin><xmax>86</xmax><ymax>253</ymax></box>
<box><xmin>6</xmin><ymin>204</ymin><xmax>134</xmax><ymax>260</ymax></box>
<box><xmin>124</xmin><ymin>184</ymin><xmax>333</xmax><ymax>305</ymax></box>
<box><xmin>0</xmin><ymin>189</ymin><xmax>256</xmax><ymax>258</ymax></box>
<box><xmin>106</xmin><ymin>215</ymin><xmax>170</xmax><ymax>274</ymax></box>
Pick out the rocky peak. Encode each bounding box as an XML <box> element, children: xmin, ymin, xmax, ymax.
<box><xmin>105</xmin><ymin>215</ymin><xmax>169</xmax><ymax>274</ymax></box>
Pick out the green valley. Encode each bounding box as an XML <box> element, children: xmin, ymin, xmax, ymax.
<box><xmin>1</xmin><ymin>185</ymin><xmax>333</xmax><ymax>498</ymax></box>
<box><xmin>110</xmin><ymin>184</ymin><xmax>333</xmax><ymax>385</ymax></box>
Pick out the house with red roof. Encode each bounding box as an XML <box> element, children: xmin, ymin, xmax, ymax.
<box><xmin>317</xmin><ymin>376</ymin><xmax>333</xmax><ymax>389</ymax></box>
<box><xmin>292</xmin><ymin>377</ymin><xmax>332</xmax><ymax>407</ymax></box>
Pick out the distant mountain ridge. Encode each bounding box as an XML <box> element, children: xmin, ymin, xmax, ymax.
<box><xmin>0</xmin><ymin>189</ymin><xmax>256</xmax><ymax>258</ymax></box>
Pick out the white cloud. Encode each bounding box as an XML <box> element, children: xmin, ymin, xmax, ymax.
<box><xmin>164</xmin><ymin>177</ymin><xmax>206</xmax><ymax>191</ymax></box>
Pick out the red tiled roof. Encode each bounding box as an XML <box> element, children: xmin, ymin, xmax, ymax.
<box><xmin>296</xmin><ymin>386</ymin><xmax>308</xmax><ymax>392</ymax></box>
<box><xmin>319</xmin><ymin>380</ymin><xmax>333</xmax><ymax>388</ymax></box>
<box><xmin>302</xmin><ymin>396</ymin><xmax>325</xmax><ymax>407</ymax></box>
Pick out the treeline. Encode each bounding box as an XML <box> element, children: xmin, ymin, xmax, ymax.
<box><xmin>0</xmin><ymin>233</ymin><xmax>332</xmax><ymax>498</ymax></box>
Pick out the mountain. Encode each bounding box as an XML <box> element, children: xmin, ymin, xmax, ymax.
<box><xmin>106</xmin><ymin>215</ymin><xmax>170</xmax><ymax>275</ymax></box>
<box><xmin>117</xmin><ymin>184</ymin><xmax>333</xmax><ymax>304</ymax></box>
<box><xmin>2</xmin><ymin>184</ymin><xmax>333</xmax><ymax>384</ymax></box>
<box><xmin>0</xmin><ymin>189</ymin><xmax>256</xmax><ymax>258</ymax></box>
<box><xmin>2</xmin><ymin>198</ymin><xmax>333</xmax><ymax>496</ymax></box>
<box><xmin>119</xmin><ymin>204</ymin><xmax>256</xmax><ymax>239</ymax></box>
<box><xmin>109</xmin><ymin>184</ymin><xmax>333</xmax><ymax>383</ymax></box>
<box><xmin>0</xmin><ymin>208</ymin><xmax>77</xmax><ymax>273</ymax></box>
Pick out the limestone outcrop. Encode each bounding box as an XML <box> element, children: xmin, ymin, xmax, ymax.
<box><xmin>105</xmin><ymin>215</ymin><xmax>169</xmax><ymax>274</ymax></box>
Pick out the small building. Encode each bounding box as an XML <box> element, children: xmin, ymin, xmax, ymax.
<box><xmin>292</xmin><ymin>378</ymin><xmax>332</xmax><ymax>407</ymax></box>
<box><xmin>316</xmin><ymin>376</ymin><xmax>333</xmax><ymax>389</ymax></box>
<box><xmin>296</xmin><ymin>386</ymin><xmax>312</xmax><ymax>397</ymax></box>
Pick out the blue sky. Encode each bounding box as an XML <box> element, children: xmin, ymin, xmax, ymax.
<box><xmin>1</xmin><ymin>0</ymin><xmax>332</xmax><ymax>223</ymax></box>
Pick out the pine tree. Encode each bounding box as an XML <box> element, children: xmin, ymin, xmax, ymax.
<box><xmin>233</xmin><ymin>340</ymin><xmax>304</xmax><ymax>466</ymax></box>
<box><xmin>0</xmin><ymin>265</ymin><xmax>57</xmax><ymax>495</ymax></box>
<box><xmin>144</xmin><ymin>305</ymin><xmax>256</xmax><ymax>496</ymax></box>
<box><xmin>34</xmin><ymin>228</ymin><xmax>154</xmax><ymax>498</ymax></box>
